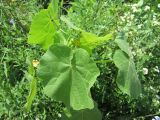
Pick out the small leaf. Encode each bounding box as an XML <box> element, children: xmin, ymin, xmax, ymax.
<box><xmin>80</xmin><ymin>31</ymin><xmax>112</xmax><ymax>53</ymax></box>
<box><xmin>37</xmin><ymin>45</ymin><xmax>100</xmax><ymax>110</ymax></box>
<box><xmin>113</xmin><ymin>50</ymin><xmax>141</xmax><ymax>98</ymax></box>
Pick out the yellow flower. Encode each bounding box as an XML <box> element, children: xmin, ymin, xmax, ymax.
<box><xmin>32</xmin><ymin>60</ymin><xmax>40</xmax><ymax>68</ymax></box>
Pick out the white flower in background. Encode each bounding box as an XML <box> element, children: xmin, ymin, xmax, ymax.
<box><xmin>137</xmin><ymin>49</ymin><xmax>143</xmax><ymax>55</ymax></box>
<box><xmin>58</xmin><ymin>113</ymin><xmax>61</xmax><ymax>118</ymax></box>
<box><xmin>144</xmin><ymin>5</ymin><xmax>150</xmax><ymax>11</ymax></box>
<box><xmin>23</xmin><ymin>113</ymin><xmax>27</xmax><ymax>117</ymax></box>
<box><xmin>35</xmin><ymin>117</ymin><xmax>40</xmax><ymax>120</ymax></box>
<box><xmin>126</xmin><ymin>14</ymin><xmax>134</xmax><ymax>21</ymax></box>
<box><xmin>153</xmin><ymin>16</ymin><xmax>156</xmax><ymax>21</ymax></box>
<box><xmin>132</xmin><ymin>51</ymin><xmax>136</xmax><ymax>56</ymax></box>
<box><xmin>120</xmin><ymin>16</ymin><xmax>125</xmax><ymax>22</ymax></box>
<box><xmin>131</xmin><ymin>5</ymin><xmax>140</xmax><ymax>13</ymax></box>
<box><xmin>132</xmin><ymin>6</ymin><xmax>137</xmax><ymax>12</ymax></box>
<box><xmin>153</xmin><ymin>13</ymin><xmax>157</xmax><ymax>20</ymax></box>
<box><xmin>125</xmin><ymin>12</ymin><xmax>131</xmax><ymax>16</ymax></box>
<box><xmin>156</xmin><ymin>95</ymin><xmax>160</xmax><ymax>100</ymax></box>
<box><xmin>158</xmin><ymin>4</ymin><xmax>160</xmax><ymax>9</ymax></box>
<box><xmin>153</xmin><ymin>21</ymin><xmax>160</xmax><ymax>26</ymax></box>
<box><xmin>143</xmin><ymin>68</ymin><xmax>148</xmax><ymax>75</ymax></box>
<box><xmin>9</xmin><ymin>19</ymin><xmax>15</xmax><ymax>25</ymax></box>
<box><xmin>154</xmin><ymin>66</ymin><xmax>159</xmax><ymax>73</ymax></box>
<box><xmin>149</xmin><ymin>53</ymin><xmax>152</xmax><ymax>56</ymax></box>
<box><xmin>132</xmin><ymin>4</ymin><xmax>138</xmax><ymax>7</ymax></box>
<box><xmin>137</xmin><ymin>24</ymin><xmax>143</xmax><ymax>29</ymax></box>
<box><xmin>128</xmin><ymin>31</ymin><xmax>133</xmax><ymax>36</ymax></box>
<box><xmin>150</xmin><ymin>86</ymin><xmax>154</xmax><ymax>90</ymax></box>
<box><xmin>152</xmin><ymin>116</ymin><xmax>160</xmax><ymax>120</ymax></box>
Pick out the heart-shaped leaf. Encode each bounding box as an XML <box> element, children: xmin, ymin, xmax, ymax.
<box><xmin>28</xmin><ymin>0</ymin><xmax>59</xmax><ymax>50</ymax></box>
<box><xmin>37</xmin><ymin>45</ymin><xmax>100</xmax><ymax>110</ymax></box>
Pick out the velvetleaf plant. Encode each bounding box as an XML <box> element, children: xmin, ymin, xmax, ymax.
<box><xmin>25</xmin><ymin>0</ymin><xmax>141</xmax><ymax>119</ymax></box>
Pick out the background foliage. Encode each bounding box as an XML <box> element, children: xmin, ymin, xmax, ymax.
<box><xmin>0</xmin><ymin>0</ymin><xmax>160</xmax><ymax>120</ymax></box>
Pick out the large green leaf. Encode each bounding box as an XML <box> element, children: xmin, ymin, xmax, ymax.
<box><xmin>62</xmin><ymin>104</ymin><xmax>102</xmax><ymax>120</ymax></box>
<box><xmin>113</xmin><ymin>50</ymin><xmax>141</xmax><ymax>98</ymax></box>
<box><xmin>37</xmin><ymin>45</ymin><xmax>100</xmax><ymax>110</ymax></box>
<box><xmin>79</xmin><ymin>31</ymin><xmax>112</xmax><ymax>53</ymax></box>
<box><xmin>28</xmin><ymin>0</ymin><xmax>59</xmax><ymax>50</ymax></box>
